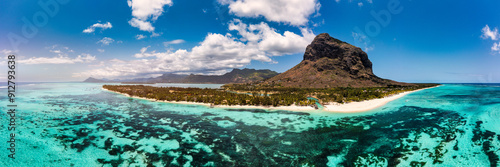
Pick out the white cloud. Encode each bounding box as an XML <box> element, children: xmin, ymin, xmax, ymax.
<box><xmin>83</xmin><ymin>22</ymin><xmax>112</xmax><ymax>33</ymax></box>
<box><xmin>219</xmin><ymin>0</ymin><xmax>320</xmax><ymax>26</ymax></box>
<box><xmin>352</xmin><ymin>32</ymin><xmax>374</xmax><ymax>52</ymax></box>
<box><xmin>127</xmin><ymin>0</ymin><xmax>172</xmax><ymax>32</ymax></box>
<box><xmin>21</xmin><ymin>45</ymin><xmax>96</xmax><ymax>64</ymax></box>
<box><xmin>1</xmin><ymin>49</ymin><xmax>18</xmax><ymax>56</ymax></box>
<box><xmin>163</xmin><ymin>39</ymin><xmax>185</xmax><ymax>46</ymax></box>
<box><xmin>97</xmin><ymin>49</ymin><xmax>105</xmax><ymax>53</ymax></box>
<box><xmin>18</xmin><ymin>45</ymin><xmax>96</xmax><ymax>64</ymax></box>
<box><xmin>133</xmin><ymin>46</ymin><xmax>154</xmax><ymax>58</ymax></box>
<box><xmin>136</xmin><ymin>34</ymin><xmax>147</xmax><ymax>40</ymax></box>
<box><xmin>127</xmin><ymin>0</ymin><xmax>172</xmax><ymax>20</ymax></box>
<box><xmin>492</xmin><ymin>42</ymin><xmax>500</xmax><ymax>53</ymax></box>
<box><xmin>50</xmin><ymin>50</ymin><xmax>62</xmax><ymax>54</ymax></box>
<box><xmin>150</xmin><ymin>32</ymin><xmax>161</xmax><ymax>37</ymax></box>
<box><xmin>334</xmin><ymin>0</ymin><xmax>371</xmax><ymax>5</ymax></box>
<box><xmin>129</xmin><ymin>18</ymin><xmax>155</xmax><ymax>32</ymax></box>
<box><xmin>229</xmin><ymin>19</ymin><xmax>315</xmax><ymax>55</ymax></box>
<box><xmin>97</xmin><ymin>37</ymin><xmax>114</xmax><ymax>46</ymax></box>
<box><xmin>19</xmin><ymin>54</ymin><xmax>96</xmax><ymax>64</ymax></box>
<box><xmin>481</xmin><ymin>25</ymin><xmax>500</xmax><ymax>54</ymax></box>
<box><xmin>46</xmin><ymin>45</ymin><xmax>75</xmax><ymax>57</ymax></box>
<box><xmin>481</xmin><ymin>25</ymin><xmax>499</xmax><ymax>40</ymax></box>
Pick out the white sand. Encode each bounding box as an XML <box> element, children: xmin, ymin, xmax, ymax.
<box><xmin>213</xmin><ymin>104</ymin><xmax>315</xmax><ymax>111</ymax></box>
<box><xmin>103</xmin><ymin>88</ymin><xmax>316</xmax><ymax>111</ymax></box>
<box><xmin>323</xmin><ymin>86</ymin><xmax>439</xmax><ymax>112</ymax></box>
<box><xmin>103</xmin><ymin>86</ymin><xmax>438</xmax><ymax>113</ymax></box>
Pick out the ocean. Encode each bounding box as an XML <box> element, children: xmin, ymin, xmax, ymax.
<box><xmin>0</xmin><ymin>83</ymin><xmax>499</xmax><ymax>166</ymax></box>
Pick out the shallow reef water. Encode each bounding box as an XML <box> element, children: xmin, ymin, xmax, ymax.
<box><xmin>0</xmin><ymin>83</ymin><xmax>499</xmax><ymax>166</ymax></box>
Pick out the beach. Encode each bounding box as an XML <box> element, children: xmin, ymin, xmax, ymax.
<box><xmin>322</xmin><ymin>86</ymin><xmax>438</xmax><ymax>112</ymax></box>
<box><xmin>103</xmin><ymin>86</ymin><xmax>438</xmax><ymax>113</ymax></box>
<box><xmin>103</xmin><ymin>88</ymin><xmax>317</xmax><ymax>111</ymax></box>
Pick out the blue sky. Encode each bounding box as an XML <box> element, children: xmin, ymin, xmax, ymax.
<box><xmin>1</xmin><ymin>0</ymin><xmax>500</xmax><ymax>83</ymax></box>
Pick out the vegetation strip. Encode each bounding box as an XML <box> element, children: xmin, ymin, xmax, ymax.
<box><xmin>102</xmin><ymin>84</ymin><xmax>439</xmax><ymax>108</ymax></box>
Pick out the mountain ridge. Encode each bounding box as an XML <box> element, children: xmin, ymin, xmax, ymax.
<box><xmin>83</xmin><ymin>68</ymin><xmax>279</xmax><ymax>84</ymax></box>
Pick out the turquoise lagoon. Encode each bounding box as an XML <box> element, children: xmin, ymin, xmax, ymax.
<box><xmin>0</xmin><ymin>83</ymin><xmax>499</xmax><ymax>166</ymax></box>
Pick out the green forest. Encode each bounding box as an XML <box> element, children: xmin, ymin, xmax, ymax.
<box><xmin>103</xmin><ymin>83</ymin><xmax>439</xmax><ymax>108</ymax></box>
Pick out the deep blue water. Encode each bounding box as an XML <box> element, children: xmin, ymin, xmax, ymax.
<box><xmin>0</xmin><ymin>83</ymin><xmax>499</xmax><ymax>166</ymax></box>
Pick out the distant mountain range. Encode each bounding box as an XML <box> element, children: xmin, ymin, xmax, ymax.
<box><xmin>83</xmin><ymin>68</ymin><xmax>279</xmax><ymax>84</ymax></box>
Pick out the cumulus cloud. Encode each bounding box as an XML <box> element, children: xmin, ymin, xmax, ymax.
<box><xmin>50</xmin><ymin>50</ymin><xmax>62</xmax><ymax>54</ymax></box>
<box><xmin>19</xmin><ymin>54</ymin><xmax>95</xmax><ymax>64</ymax></box>
<box><xmin>1</xmin><ymin>49</ymin><xmax>18</xmax><ymax>56</ymax></box>
<box><xmin>18</xmin><ymin>45</ymin><xmax>96</xmax><ymax>65</ymax></box>
<box><xmin>127</xmin><ymin>0</ymin><xmax>172</xmax><ymax>32</ymax></box>
<box><xmin>136</xmin><ymin>34</ymin><xmax>147</xmax><ymax>40</ymax></box>
<box><xmin>150</xmin><ymin>32</ymin><xmax>162</xmax><ymax>37</ymax></box>
<box><xmin>219</xmin><ymin>0</ymin><xmax>320</xmax><ymax>26</ymax></box>
<box><xmin>74</xmin><ymin>20</ymin><xmax>315</xmax><ymax>79</ymax></box>
<box><xmin>352</xmin><ymin>32</ymin><xmax>374</xmax><ymax>52</ymax></box>
<box><xmin>133</xmin><ymin>46</ymin><xmax>153</xmax><ymax>58</ymax></box>
<box><xmin>97</xmin><ymin>37</ymin><xmax>114</xmax><ymax>46</ymax></box>
<box><xmin>163</xmin><ymin>39</ymin><xmax>185</xmax><ymax>46</ymax></box>
<box><xmin>481</xmin><ymin>25</ymin><xmax>500</xmax><ymax>54</ymax></box>
<box><xmin>229</xmin><ymin>19</ymin><xmax>315</xmax><ymax>55</ymax></box>
<box><xmin>83</xmin><ymin>22</ymin><xmax>112</xmax><ymax>33</ymax></box>
<box><xmin>334</xmin><ymin>0</ymin><xmax>371</xmax><ymax>5</ymax></box>
<box><xmin>481</xmin><ymin>25</ymin><xmax>499</xmax><ymax>40</ymax></box>
<box><xmin>492</xmin><ymin>42</ymin><xmax>500</xmax><ymax>53</ymax></box>
<box><xmin>129</xmin><ymin>18</ymin><xmax>155</xmax><ymax>32</ymax></box>
<box><xmin>0</xmin><ymin>49</ymin><xmax>17</xmax><ymax>65</ymax></box>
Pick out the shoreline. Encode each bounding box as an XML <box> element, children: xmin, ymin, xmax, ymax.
<box><xmin>103</xmin><ymin>88</ymin><xmax>316</xmax><ymax>111</ymax></box>
<box><xmin>322</xmin><ymin>85</ymin><xmax>439</xmax><ymax>112</ymax></box>
<box><xmin>103</xmin><ymin>85</ymin><xmax>439</xmax><ymax>113</ymax></box>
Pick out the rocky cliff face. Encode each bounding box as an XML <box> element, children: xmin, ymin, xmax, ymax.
<box><xmin>263</xmin><ymin>33</ymin><xmax>409</xmax><ymax>88</ymax></box>
<box><xmin>303</xmin><ymin>33</ymin><xmax>373</xmax><ymax>78</ymax></box>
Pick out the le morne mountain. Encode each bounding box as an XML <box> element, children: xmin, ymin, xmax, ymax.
<box><xmin>258</xmin><ymin>33</ymin><xmax>411</xmax><ymax>88</ymax></box>
<box><xmin>84</xmin><ymin>68</ymin><xmax>278</xmax><ymax>84</ymax></box>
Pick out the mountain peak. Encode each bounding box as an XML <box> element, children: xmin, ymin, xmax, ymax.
<box><xmin>83</xmin><ymin>77</ymin><xmax>106</xmax><ymax>83</ymax></box>
<box><xmin>303</xmin><ymin>33</ymin><xmax>364</xmax><ymax>62</ymax></box>
<box><xmin>263</xmin><ymin>33</ymin><xmax>410</xmax><ymax>88</ymax></box>
<box><xmin>312</xmin><ymin>33</ymin><xmax>349</xmax><ymax>45</ymax></box>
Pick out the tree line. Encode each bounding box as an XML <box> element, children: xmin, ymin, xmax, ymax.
<box><xmin>103</xmin><ymin>83</ymin><xmax>439</xmax><ymax>107</ymax></box>
<box><xmin>103</xmin><ymin>85</ymin><xmax>316</xmax><ymax>107</ymax></box>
